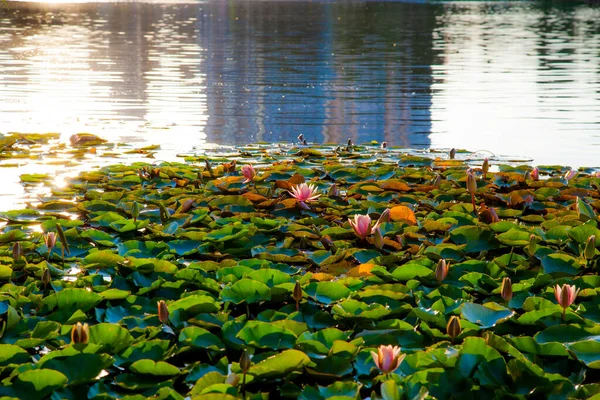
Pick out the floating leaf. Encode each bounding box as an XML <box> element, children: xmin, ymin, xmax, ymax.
<box><xmin>389</xmin><ymin>206</ymin><xmax>417</xmax><ymax>225</ymax></box>
<box><xmin>248</xmin><ymin>349</ymin><xmax>311</xmax><ymax>379</ymax></box>
<box><xmin>461</xmin><ymin>302</ymin><xmax>514</xmax><ymax>329</ymax></box>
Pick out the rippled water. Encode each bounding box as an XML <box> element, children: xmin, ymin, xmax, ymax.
<box><xmin>0</xmin><ymin>1</ymin><xmax>599</xmax><ymax>188</ymax></box>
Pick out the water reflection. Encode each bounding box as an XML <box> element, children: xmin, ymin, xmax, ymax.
<box><xmin>200</xmin><ymin>2</ymin><xmax>435</xmax><ymax>147</ymax></box>
<box><xmin>0</xmin><ymin>0</ymin><xmax>599</xmax><ymax>167</ymax></box>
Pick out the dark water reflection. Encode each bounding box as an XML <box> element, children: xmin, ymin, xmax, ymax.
<box><xmin>0</xmin><ymin>1</ymin><xmax>599</xmax><ymax>166</ymax></box>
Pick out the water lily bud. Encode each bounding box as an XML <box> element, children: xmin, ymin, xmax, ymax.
<box><xmin>555</xmin><ymin>284</ymin><xmax>579</xmax><ymax>310</ymax></box>
<box><xmin>478</xmin><ymin>206</ymin><xmax>500</xmax><ymax>224</ymax></box>
<box><xmin>446</xmin><ymin>316</ymin><xmax>461</xmax><ymax>341</ymax></box>
<box><xmin>298</xmin><ymin>133</ymin><xmax>304</xmax><ymax>142</ymax></box>
<box><xmin>435</xmin><ymin>259</ymin><xmax>449</xmax><ymax>282</ymax></box>
<box><xmin>131</xmin><ymin>201</ymin><xmax>139</xmax><ymax>222</ymax></box>
<box><xmin>501</xmin><ymin>277</ymin><xmax>512</xmax><ymax>302</ymax></box>
<box><xmin>585</xmin><ymin>235</ymin><xmax>596</xmax><ymax>260</ymax></box>
<box><xmin>432</xmin><ymin>174</ymin><xmax>441</xmax><ymax>188</ymax></box>
<box><xmin>488</xmin><ymin>207</ymin><xmax>499</xmax><ymax>222</ymax></box>
<box><xmin>528</xmin><ymin>234</ymin><xmax>537</xmax><ymax>256</ymax></box>
<box><xmin>381</xmin><ymin>142</ymin><xmax>387</xmax><ymax>149</ymax></box>
<box><xmin>524</xmin><ymin>170</ymin><xmax>531</xmax><ymax>180</ymax></box>
<box><xmin>12</xmin><ymin>242</ymin><xmax>22</xmax><ymax>261</ymax></box>
<box><xmin>225</xmin><ymin>373</ymin><xmax>240</xmax><ymax>386</ymax></box>
<box><xmin>42</xmin><ymin>268</ymin><xmax>51</xmax><ymax>286</ymax></box>
<box><xmin>396</xmin><ymin>234</ymin><xmax>405</xmax><ymax>248</ymax></box>
<box><xmin>303</xmin><ymin>139</ymin><xmax>307</xmax><ymax>146</ymax></box>
<box><xmin>373</xmin><ymin>227</ymin><xmax>384</xmax><ymax>250</ymax></box>
<box><xmin>347</xmin><ymin>138</ymin><xmax>353</xmax><ymax>147</ymax></box>
<box><xmin>466</xmin><ymin>170</ymin><xmax>477</xmax><ymax>195</ymax></box>
<box><xmin>71</xmin><ymin>322</ymin><xmax>89</xmax><ymax>345</ymax></box>
<box><xmin>240</xmin><ymin>349</ymin><xmax>251</xmax><ymax>373</ymax></box>
<box><xmin>157</xmin><ymin>300</ymin><xmax>169</xmax><ymax>324</ymax></box>
<box><xmin>449</xmin><ymin>148</ymin><xmax>456</xmax><ymax>159</ymax></box>
<box><xmin>377</xmin><ymin>208</ymin><xmax>390</xmax><ymax>225</ymax></box>
<box><xmin>44</xmin><ymin>232</ymin><xmax>56</xmax><ymax>252</ymax></box>
<box><xmin>298</xmin><ymin>201</ymin><xmax>311</xmax><ymax>211</ymax></box>
<box><xmin>204</xmin><ymin>159</ymin><xmax>214</xmax><ymax>177</ymax></box>
<box><xmin>328</xmin><ymin>184</ymin><xmax>340</xmax><ymax>198</ymax></box>
<box><xmin>293</xmin><ymin>281</ymin><xmax>303</xmax><ymax>303</ymax></box>
<box><xmin>482</xmin><ymin>158</ymin><xmax>489</xmax><ymax>175</ymax></box>
<box><xmin>320</xmin><ymin>235</ymin><xmax>336</xmax><ymax>253</ymax></box>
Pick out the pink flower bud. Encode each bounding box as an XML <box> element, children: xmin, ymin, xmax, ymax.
<box><xmin>554</xmin><ymin>284</ymin><xmax>579</xmax><ymax>310</ymax></box>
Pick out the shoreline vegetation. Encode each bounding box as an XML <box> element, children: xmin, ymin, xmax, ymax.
<box><xmin>2</xmin><ymin>134</ymin><xmax>600</xmax><ymax>398</ymax></box>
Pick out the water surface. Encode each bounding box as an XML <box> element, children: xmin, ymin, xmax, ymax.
<box><xmin>1</xmin><ymin>0</ymin><xmax>600</xmax><ymax>207</ymax></box>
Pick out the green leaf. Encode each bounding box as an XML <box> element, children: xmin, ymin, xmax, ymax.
<box><xmin>118</xmin><ymin>339</ymin><xmax>170</xmax><ymax>365</ymax></box>
<box><xmin>568</xmin><ymin>224</ymin><xmax>600</xmax><ymax>244</ymax></box>
<box><xmin>130</xmin><ymin>359</ymin><xmax>181</xmax><ymax>377</ymax></box>
<box><xmin>248</xmin><ymin>349</ymin><xmax>311</xmax><ymax>379</ymax></box>
<box><xmin>38</xmin><ymin>352</ymin><xmax>114</xmax><ymax>384</ymax></box>
<box><xmin>220</xmin><ymin>279</ymin><xmax>271</xmax><ymax>304</ymax></box>
<box><xmin>496</xmin><ymin>229</ymin><xmax>531</xmax><ymax>246</ymax></box>
<box><xmin>0</xmin><ymin>265</ymin><xmax>12</xmax><ymax>280</ymax></box>
<box><xmin>237</xmin><ymin>321</ymin><xmax>297</xmax><ymax>350</ymax></box>
<box><xmin>190</xmin><ymin>372</ymin><xmax>226</xmax><ymax>397</ymax></box>
<box><xmin>83</xmin><ymin>250</ymin><xmax>125</xmax><ymax>267</ymax></box>
<box><xmin>450</xmin><ymin>226</ymin><xmax>498</xmax><ymax>253</ymax></box>
<box><xmin>305</xmin><ymin>281</ymin><xmax>351</xmax><ymax>305</ymax></box>
<box><xmin>391</xmin><ymin>264</ymin><xmax>432</xmax><ymax>281</ymax></box>
<box><xmin>578</xmin><ymin>197</ymin><xmax>596</xmax><ymax>221</ymax></box>
<box><xmin>568</xmin><ymin>341</ymin><xmax>600</xmax><ymax>368</ymax></box>
<box><xmin>168</xmin><ymin>295</ymin><xmax>220</xmax><ymax>316</ymax></box>
<box><xmin>381</xmin><ymin>380</ymin><xmax>401</xmax><ymax>400</ymax></box>
<box><xmin>0</xmin><ymin>344</ymin><xmax>30</xmax><ymax>366</ymax></box>
<box><xmin>12</xmin><ymin>369</ymin><xmax>68</xmax><ymax>400</ymax></box>
<box><xmin>89</xmin><ymin>323</ymin><xmax>134</xmax><ymax>354</ymax></box>
<box><xmin>56</xmin><ymin>288</ymin><xmax>103</xmax><ymax>312</ymax></box>
<box><xmin>332</xmin><ymin>299</ymin><xmax>392</xmax><ymax>321</ymax></box>
<box><xmin>179</xmin><ymin>326</ymin><xmax>225</xmax><ymax>351</ymax></box>
<box><xmin>540</xmin><ymin>253</ymin><xmax>582</xmax><ymax>275</ymax></box>
<box><xmin>461</xmin><ymin>302</ymin><xmax>514</xmax><ymax>329</ymax></box>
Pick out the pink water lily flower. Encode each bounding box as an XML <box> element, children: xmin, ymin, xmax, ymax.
<box><xmin>555</xmin><ymin>284</ymin><xmax>579</xmax><ymax>310</ymax></box>
<box><xmin>241</xmin><ymin>164</ymin><xmax>257</xmax><ymax>183</ymax></box>
<box><xmin>371</xmin><ymin>345</ymin><xmax>405</xmax><ymax>374</ymax></box>
<box><xmin>531</xmin><ymin>167</ymin><xmax>539</xmax><ymax>181</ymax></box>
<box><xmin>349</xmin><ymin>214</ymin><xmax>379</xmax><ymax>239</ymax></box>
<box><xmin>288</xmin><ymin>183</ymin><xmax>321</xmax><ymax>203</ymax></box>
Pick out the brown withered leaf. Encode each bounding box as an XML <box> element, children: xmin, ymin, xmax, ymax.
<box><xmin>380</xmin><ymin>180</ymin><xmax>411</xmax><ymax>192</ymax></box>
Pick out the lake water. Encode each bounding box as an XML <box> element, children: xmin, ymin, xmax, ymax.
<box><xmin>0</xmin><ymin>0</ymin><xmax>600</xmax><ymax>208</ymax></box>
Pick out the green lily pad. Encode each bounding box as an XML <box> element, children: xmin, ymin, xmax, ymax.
<box><xmin>130</xmin><ymin>360</ymin><xmax>181</xmax><ymax>377</ymax></box>
<box><xmin>248</xmin><ymin>349</ymin><xmax>311</xmax><ymax>379</ymax></box>
<box><xmin>461</xmin><ymin>302</ymin><xmax>514</xmax><ymax>329</ymax></box>
<box><xmin>305</xmin><ymin>282</ymin><xmax>351</xmax><ymax>305</ymax></box>
<box><xmin>220</xmin><ymin>279</ymin><xmax>271</xmax><ymax>304</ymax></box>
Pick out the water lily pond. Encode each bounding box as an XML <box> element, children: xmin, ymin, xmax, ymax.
<box><xmin>2</xmin><ymin>135</ymin><xmax>600</xmax><ymax>399</ymax></box>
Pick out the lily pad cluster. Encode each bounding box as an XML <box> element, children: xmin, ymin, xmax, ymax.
<box><xmin>1</xmin><ymin>142</ymin><xmax>600</xmax><ymax>399</ymax></box>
